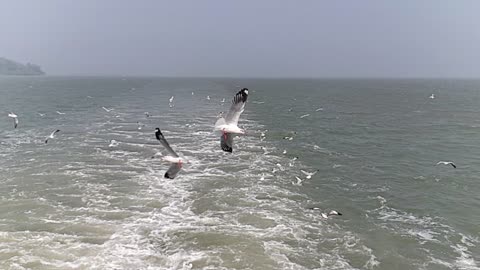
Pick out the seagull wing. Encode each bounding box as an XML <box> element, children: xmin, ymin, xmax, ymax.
<box><xmin>155</xmin><ymin>128</ymin><xmax>179</xmax><ymax>157</ymax></box>
<box><xmin>220</xmin><ymin>133</ymin><xmax>234</xmax><ymax>153</ymax></box>
<box><xmin>50</xmin><ymin>129</ymin><xmax>60</xmax><ymax>137</ymax></box>
<box><xmin>225</xmin><ymin>88</ymin><xmax>248</xmax><ymax>125</ymax></box>
<box><xmin>164</xmin><ymin>163</ymin><xmax>182</xmax><ymax>179</ymax></box>
<box><xmin>300</xmin><ymin>170</ymin><xmax>310</xmax><ymax>176</ymax></box>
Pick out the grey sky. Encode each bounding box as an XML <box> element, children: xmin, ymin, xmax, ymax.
<box><xmin>1</xmin><ymin>0</ymin><xmax>479</xmax><ymax>77</ymax></box>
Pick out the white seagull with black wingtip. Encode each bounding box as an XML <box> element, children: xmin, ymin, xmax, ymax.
<box><xmin>45</xmin><ymin>129</ymin><xmax>60</xmax><ymax>144</ymax></box>
<box><xmin>436</xmin><ymin>161</ymin><xmax>456</xmax><ymax>168</ymax></box>
<box><xmin>8</xmin><ymin>112</ymin><xmax>18</xmax><ymax>128</ymax></box>
<box><xmin>214</xmin><ymin>88</ymin><xmax>249</xmax><ymax>153</ymax></box>
<box><xmin>155</xmin><ymin>128</ymin><xmax>184</xmax><ymax>179</ymax></box>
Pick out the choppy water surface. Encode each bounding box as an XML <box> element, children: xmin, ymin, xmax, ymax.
<box><xmin>0</xmin><ymin>77</ymin><xmax>479</xmax><ymax>269</ymax></box>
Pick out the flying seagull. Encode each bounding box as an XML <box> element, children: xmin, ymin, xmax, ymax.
<box><xmin>102</xmin><ymin>107</ymin><xmax>114</xmax><ymax>112</ymax></box>
<box><xmin>301</xmin><ymin>169</ymin><xmax>319</xmax><ymax>179</ymax></box>
<box><xmin>436</xmin><ymin>161</ymin><xmax>456</xmax><ymax>168</ymax></box>
<box><xmin>8</xmin><ymin>112</ymin><xmax>18</xmax><ymax>128</ymax></box>
<box><xmin>169</xmin><ymin>96</ymin><xmax>174</xmax><ymax>103</ymax></box>
<box><xmin>429</xmin><ymin>94</ymin><xmax>435</xmax><ymax>99</ymax></box>
<box><xmin>45</xmin><ymin>129</ymin><xmax>60</xmax><ymax>144</ymax></box>
<box><xmin>56</xmin><ymin>111</ymin><xmax>66</xmax><ymax>115</ymax></box>
<box><xmin>300</xmin><ymin>114</ymin><xmax>310</xmax><ymax>119</ymax></box>
<box><xmin>292</xmin><ymin>176</ymin><xmax>303</xmax><ymax>186</ymax></box>
<box><xmin>206</xmin><ymin>95</ymin><xmax>211</xmax><ymax>100</ymax></box>
<box><xmin>214</xmin><ymin>88</ymin><xmax>249</xmax><ymax>153</ymax></box>
<box><xmin>155</xmin><ymin>128</ymin><xmax>184</xmax><ymax>179</ymax></box>
<box><xmin>307</xmin><ymin>208</ymin><xmax>343</xmax><ymax>219</ymax></box>
<box><xmin>108</xmin><ymin>139</ymin><xmax>119</xmax><ymax>147</ymax></box>
<box><xmin>137</xmin><ymin>121</ymin><xmax>145</xmax><ymax>130</ymax></box>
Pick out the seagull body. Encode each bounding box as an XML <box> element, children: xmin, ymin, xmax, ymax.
<box><xmin>436</xmin><ymin>161</ymin><xmax>456</xmax><ymax>168</ymax></box>
<box><xmin>8</xmin><ymin>112</ymin><xmax>18</xmax><ymax>128</ymax></box>
<box><xmin>56</xmin><ymin>111</ymin><xmax>65</xmax><ymax>115</ymax></box>
<box><xmin>214</xmin><ymin>88</ymin><xmax>249</xmax><ymax>153</ymax></box>
<box><xmin>301</xmin><ymin>169</ymin><xmax>319</xmax><ymax>179</ymax></box>
<box><xmin>206</xmin><ymin>95</ymin><xmax>211</xmax><ymax>100</ymax></box>
<box><xmin>45</xmin><ymin>129</ymin><xmax>60</xmax><ymax>143</ymax></box>
<box><xmin>108</xmin><ymin>139</ymin><xmax>119</xmax><ymax>147</ymax></box>
<box><xmin>155</xmin><ymin>128</ymin><xmax>184</xmax><ymax>179</ymax></box>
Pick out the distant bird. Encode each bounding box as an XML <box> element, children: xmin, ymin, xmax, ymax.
<box><xmin>252</xmin><ymin>101</ymin><xmax>265</xmax><ymax>104</ymax></box>
<box><xmin>206</xmin><ymin>95</ymin><xmax>211</xmax><ymax>100</ymax></box>
<box><xmin>108</xmin><ymin>139</ymin><xmax>119</xmax><ymax>147</ymax></box>
<box><xmin>37</xmin><ymin>113</ymin><xmax>46</xmax><ymax>117</ymax></box>
<box><xmin>155</xmin><ymin>128</ymin><xmax>184</xmax><ymax>179</ymax></box>
<box><xmin>429</xmin><ymin>94</ymin><xmax>435</xmax><ymax>99</ymax></box>
<box><xmin>145</xmin><ymin>112</ymin><xmax>151</xmax><ymax>118</ymax></box>
<box><xmin>301</xmin><ymin>169</ymin><xmax>319</xmax><ymax>179</ymax></box>
<box><xmin>56</xmin><ymin>111</ymin><xmax>66</xmax><ymax>115</ymax></box>
<box><xmin>137</xmin><ymin>122</ymin><xmax>144</xmax><ymax>130</ymax></box>
<box><xmin>86</xmin><ymin>96</ymin><xmax>93</xmax><ymax>99</ymax></box>
<box><xmin>300</xmin><ymin>114</ymin><xmax>310</xmax><ymax>119</ymax></box>
<box><xmin>288</xmin><ymin>108</ymin><xmax>293</xmax><ymax>112</ymax></box>
<box><xmin>292</xmin><ymin>176</ymin><xmax>303</xmax><ymax>186</ymax></box>
<box><xmin>221</xmin><ymin>98</ymin><xmax>225</xmax><ymax>103</ymax></box>
<box><xmin>45</xmin><ymin>129</ymin><xmax>60</xmax><ymax>144</ymax></box>
<box><xmin>169</xmin><ymin>96</ymin><xmax>174</xmax><ymax>103</ymax></box>
<box><xmin>8</xmin><ymin>112</ymin><xmax>18</xmax><ymax>128</ymax></box>
<box><xmin>315</xmin><ymin>108</ymin><xmax>323</xmax><ymax>112</ymax></box>
<box><xmin>436</xmin><ymin>161</ymin><xmax>456</xmax><ymax>168</ymax></box>
<box><xmin>191</xmin><ymin>91</ymin><xmax>195</xmax><ymax>95</ymax></box>
<box><xmin>102</xmin><ymin>107</ymin><xmax>114</xmax><ymax>112</ymax></box>
<box><xmin>283</xmin><ymin>136</ymin><xmax>294</xmax><ymax>141</ymax></box>
<box><xmin>214</xmin><ymin>88</ymin><xmax>249</xmax><ymax>153</ymax></box>
<box><xmin>308</xmin><ymin>208</ymin><xmax>343</xmax><ymax>219</ymax></box>
<box><xmin>282</xmin><ymin>150</ymin><xmax>287</xmax><ymax>154</ymax></box>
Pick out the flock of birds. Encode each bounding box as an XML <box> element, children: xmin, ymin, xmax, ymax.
<box><xmin>5</xmin><ymin>90</ymin><xmax>457</xmax><ymax>220</ymax></box>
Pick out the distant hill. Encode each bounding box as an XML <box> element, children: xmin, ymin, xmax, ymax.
<box><xmin>0</xmin><ymin>57</ymin><xmax>45</xmax><ymax>75</ymax></box>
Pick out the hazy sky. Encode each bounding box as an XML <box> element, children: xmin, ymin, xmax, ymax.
<box><xmin>1</xmin><ymin>0</ymin><xmax>479</xmax><ymax>77</ymax></box>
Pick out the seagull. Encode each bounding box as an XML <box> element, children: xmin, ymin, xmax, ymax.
<box><xmin>307</xmin><ymin>208</ymin><xmax>343</xmax><ymax>218</ymax></box>
<box><xmin>429</xmin><ymin>94</ymin><xmax>435</xmax><ymax>99</ymax></box>
<box><xmin>86</xmin><ymin>96</ymin><xmax>93</xmax><ymax>99</ymax></box>
<box><xmin>301</xmin><ymin>169</ymin><xmax>319</xmax><ymax>179</ymax></box>
<box><xmin>315</xmin><ymin>108</ymin><xmax>323</xmax><ymax>112</ymax></box>
<box><xmin>137</xmin><ymin>122</ymin><xmax>144</xmax><ymax>130</ymax></box>
<box><xmin>45</xmin><ymin>129</ymin><xmax>60</xmax><ymax>144</ymax></box>
<box><xmin>56</xmin><ymin>111</ymin><xmax>66</xmax><ymax>115</ymax></box>
<box><xmin>292</xmin><ymin>176</ymin><xmax>303</xmax><ymax>186</ymax></box>
<box><xmin>436</xmin><ymin>161</ymin><xmax>456</xmax><ymax>168</ymax></box>
<box><xmin>37</xmin><ymin>112</ymin><xmax>46</xmax><ymax>117</ymax></box>
<box><xmin>155</xmin><ymin>128</ymin><xmax>184</xmax><ymax>179</ymax></box>
<box><xmin>221</xmin><ymin>98</ymin><xmax>225</xmax><ymax>103</ymax></box>
<box><xmin>102</xmin><ymin>107</ymin><xmax>114</xmax><ymax>112</ymax></box>
<box><xmin>282</xmin><ymin>150</ymin><xmax>287</xmax><ymax>154</ymax></box>
<box><xmin>8</xmin><ymin>112</ymin><xmax>18</xmax><ymax>128</ymax></box>
<box><xmin>214</xmin><ymin>88</ymin><xmax>249</xmax><ymax>153</ymax></box>
<box><xmin>191</xmin><ymin>91</ymin><xmax>195</xmax><ymax>95</ymax></box>
<box><xmin>169</xmin><ymin>96</ymin><xmax>174</xmax><ymax>103</ymax></box>
<box><xmin>108</xmin><ymin>139</ymin><xmax>119</xmax><ymax>147</ymax></box>
<box><xmin>206</xmin><ymin>95</ymin><xmax>211</xmax><ymax>100</ymax></box>
<box><xmin>283</xmin><ymin>136</ymin><xmax>294</xmax><ymax>141</ymax></box>
<box><xmin>145</xmin><ymin>112</ymin><xmax>151</xmax><ymax>118</ymax></box>
<box><xmin>300</xmin><ymin>114</ymin><xmax>310</xmax><ymax>119</ymax></box>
